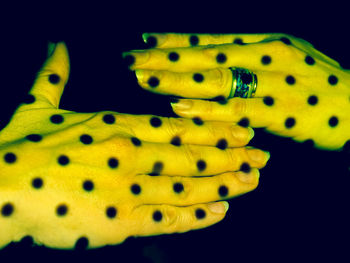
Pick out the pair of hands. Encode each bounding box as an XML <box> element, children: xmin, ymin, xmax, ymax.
<box><xmin>0</xmin><ymin>33</ymin><xmax>346</xmax><ymax>250</ymax></box>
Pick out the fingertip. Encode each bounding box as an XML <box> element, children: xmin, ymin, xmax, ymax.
<box><xmin>47</xmin><ymin>41</ymin><xmax>57</xmax><ymax>58</ymax></box>
<box><xmin>142</xmin><ymin>33</ymin><xmax>157</xmax><ymax>48</ymax></box>
<box><xmin>235</xmin><ymin>168</ymin><xmax>260</xmax><ymax>185</ymax></box>
<box><xmin>142</xmin><ymin>33</ymin><xmax>150</xmax><ymax>43</ymax></box>
<box><xmin>248</xmin><ymin>127</ymin><xmax>255</xmax><ymax>141</ymax></box>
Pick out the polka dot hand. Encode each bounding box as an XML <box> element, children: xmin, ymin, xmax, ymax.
<box><xmin>0</xmin><ymin>42</ymin><xmax>269</xmax><ymax>250</ymax></box>
<box><xmin>124</xmin><ymin>33</ymin><xmax>350</xmax><ymax>150</ymax></box>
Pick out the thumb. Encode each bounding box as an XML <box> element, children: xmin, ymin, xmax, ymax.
<box><xmin>22</xmin><ymin>41</ymin><xmax>70</xmax><ymax>109</ymax></box>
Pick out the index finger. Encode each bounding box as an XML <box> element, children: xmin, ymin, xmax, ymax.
<box><xmin>142</xmin><ymin>33</ymin><xmax>277</xmax><ymax>48</ymax></box>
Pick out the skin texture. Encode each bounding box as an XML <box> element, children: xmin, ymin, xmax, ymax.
<box><xmin>0</xmin><ymin>42</ymin><xmax>270</xmax><ymax>250</ymax></box>
<box><xmin>124</xmin><ymin>33</ymin><xmax>350</xmax><ymax>151</ymax></box>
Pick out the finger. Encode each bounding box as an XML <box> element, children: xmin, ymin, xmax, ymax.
<box><xmin>123</xmin><ymin>40</ymin><xmax>302</xmax><ymax>73</ymax></box>
<box><xmin>135</xmin><ymin>68</ymin><xmax>233</xmax><ymax>99</ymax></box>
<box><xmin>170</xmin><ymin>96</ymin><xmax>350</xmax><ymax>150</ymax></box>
<box><xmin>132</xmin><ymin>169</ymin><xmax>260</xmax><ymax>206</ymax></box>
<box><xmin>135</xmin><ymin>69</ymin><xmax>285</xmax><ymax>99</ymax></box>
<box><xmin>131</xmin><ymin>202</ymin><xmax>228</xmax><ymax>237</ymax></box>
<box><xmin>134</xmin><ymin>142</ymin><xmax>270</xmax><ymax>176</ymax></box>
<box><xmin>117</xmin><ymin>113</ymin><xmax>254</xmax><ymax>148</ymax></box>
<box><xmin>22</xmin><ymin>42</ymin><xmax>70</xmax><ymax>110</ymax></box>
<box><xmin>142</xmin><ymin>33</ymin><xmax>276</xmax><ymax>48</ymax></box>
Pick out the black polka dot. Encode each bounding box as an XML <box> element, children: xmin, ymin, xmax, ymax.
<box><xmin>173</xmin><ymin>182</ymin><xmax>184</xmax><ymax>193</ymax></box>
<box><xmin>280</xmin><ymin>37</ymin><xmax>292</xmax><ymax>45</ymax></box>
<box><xmin>168</xmin><ymin>52</ymin><xmax>180</xmax><ymax>62</ymax></box>
<box><xmin>328</xmin><ymin>75</ymin><xmax>338</xmax><ymax>85</ymax></box>
<box><xmin>238</xmin><ymin>118</ymin><xmax>249</xmax><ymax>128</ymax></box>
<box><xmin>305</xmin><ymin>55</ymin><xmax>315</xmax><ymax>65</ymax></box>
<box><xmin>149</xmin><ymin>161</ymin><xmax>163</xmax><ymax>176</ymax></box>
<box><xmin>218</xmin><ymin>185</ymin><xmax>229</xmax><ymax>197</ymax></box>
<box><xmin>48</xmin><ymin>74</ymin><xmax>60</xmax><ymax>84</ymax></box>
<box><xmin>195</xmin><ymin>208</ymin><xmax>206</xmax><ymax>219</ymax></box>
<box><xmin>56</xmin><ymin>204</ymin><xmax>68</xmax><ymax>216</ymax></box>
<box><xmin>285</xmin><ymin>117</ymin><xmax>296</xmax><ymax>129</ymax></box>
<box><xmin>171</xmin><ymin>136</ymin><xmax>181</xmax><ymax>146</ymax></box>
<box><xmin>83</xmin><ymin>180</ymin><xmax>94</xmax><ymax>192</ymax></box>
<box><xmin>329</xmin><ymin>116</ymin><xmax>339</xmax><ymax>127</ymax></box>
<box><xmin>75</xmin><ymin>237</ymin><xmax>89</xmax><ymax>251</ymax></box>
<box><xmin>124</xmin><ymin>55</ymin><xmax>135</xmax><ymax>67</ymax></box>
<box><xmin>103</xmin><ymin>114</ymin><xmax>115</xmax><ymax>124</ymax></box>
<box><xmin>1</xmin><ymin>203</ymin><xmax>14</xmax><ymax>217</ymax></box>
<box><xmin>193</xmin><ymin>73</ymin><xmax>204</xmax><ymax>83</ymax></box>
<box><xmin>153</xmin><ymin>210</ymin><xmax>163</xmax><ymax>222</ymax></box>
<box><xmin>131</xmin><ymin>137</ymin><xmax>142</xmax><ymax>146</ymax></box>
<box><xmin>233</xmin><ymin>38</ymin><xmax>245</xmax><ymax>45</ymax></box>
<box><xmin>148</xmin><ymin>76</ymin><xmax>160</xmax><ymax>88</ymax></box>
<box><xmin>22</xmin><ymin>94</ymin><xmax>36</xmax><ymax>104</ymax></box>
<box><xmin>261</xmin><ymin>55</ymin><xmax>272</xmax><ymax>65</ymax></box>
<box><xmin>197</xmin><ymin>160</ymin><xmax>206</xmax><ymax>172</ymax></box>
<box><xmin>150</xmin><ymin>117</ymin><xmax>162</xmax><ymax>128</ymax></box>
<box><xmin>146</xmin><ymin>36</ymin><xmax>157</xmax><ymax>48</ymax></box>
<box><xmin>106</xmin><ymin>206</ymin><xmax>117</xmax><ymax>218</ymax></box>
<box><xmin>216</xmin><ymin>53</ymin><xmax>227</xmax><ymax>64</ymax></box>
<box><xmin>263</xmin><ymin>96</ymin><xmax>274</xmax><ymax>106</ymax></box>
<box><xmin>32</xmin><ymin>178</ymin><xmax>43</xmax><ymax>189</ymax></box>
<box><xmin>213</xmin><ymin>95</ymin><xmax>228</xmax><ymax>105</ymax></box>
<box><xmin>4</xmin><ymin>152</ymin><xmax>16</xmax><ymax>163</ymax></box>
<box><xmin>307</xmin><ymin>95</ymin><xmax>318</xmax><ymax>105</ymax></box>
<box><xmin>216</xmin><ymin>139</ymin><xmax>228</xmax><ymax>150</ymax></box>
<box><xmin>286</xmin><ymin>75</ymin><xmax>296</xmax><ymax>85</ymax></box>
<box><xmin>50</xmin><ymin>114</ymin><xmax>64</xmax><ymax>124</ymax></box>
<box><xmin>26</xmin><ymin>134</ymin><xmax>42</xmax><ymax>142</ymax></box>
<box><xmin>58</xmin><ymin>155</ymin><xmax>69</xmax><ymax>166</ymax></box>
<box><xmin>192</xmin><ymin>117</ymin><xmax>204</xmax><ymax>126</ymax></box>
<box><xmin>240</xmin><ymin>162</ymin><xmax>251</xmax><ymax>173</ymax></box>
<box><xmin>80</xmin><ymin>134</ymin><xmax>93</xmax><ymax>145</ymax></box>
<box><xmin>131</xmin><ymin>184</ymin><xmax>141</xmax><ymax>195</ymax></box>
<box><xmin>343</xmin><ymin>140</ymin><xmax>350</xmax><ymax>152</ymax></box>
<box><xmin>108</xmin><ymin>157</ymin><xmax>119</xmax><ymax>168</ymax></box>
<box><xmin>190</xmin><ymin>35</ymin><xmax>199</xmax><ymax>46</ymax></box>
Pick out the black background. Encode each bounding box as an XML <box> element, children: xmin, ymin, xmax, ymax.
<box><xmin>1</xmin><ymin>3</ymin><xmax>350</xmax><ymax>262</ymax></box>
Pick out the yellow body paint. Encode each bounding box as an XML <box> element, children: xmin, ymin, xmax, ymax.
<box><xmin>126</xmin><ymin>33</ymin><xmax>350</xmax><ymax>150</ymax></box>
<box><xmin>0</xmin><ymin>42</ymin><xmax>269</xmax><ymax>250</ymax></box>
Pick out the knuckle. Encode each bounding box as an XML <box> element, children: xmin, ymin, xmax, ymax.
<box><xmin>229</xmin><ymin>98</ymin><xmax>247</xmax><ymax>116</ymax></box>
<box><xmin>225</xmin><ymin>148</ymin><xmax>239</xmax><ymax>169</ymax></box>
<box><xmin>215</xmin><ymin>68</ymin><xmax>230</xmax><ymax>93</ymax></box>
<box><xmin>167</xmin><ymin>117</ymin><xmax>186</xmax><ymax>136</ymax></box>
<box><xmin>182</xmin><ymin>144</ymin><xmax>199</xmax><ymax>164</ymax></box>
<box><xmin>161</xmin><ymin>206</ymin><xmax>179</xmax><ymax>232</ymax></box>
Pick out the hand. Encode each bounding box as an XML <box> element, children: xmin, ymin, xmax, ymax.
<box><xmin>124</xmin><ymin>33</ymin><xmax>350</xmax><ymax>150</ymax></box>
<box><xmin>0</xmin><ymin>42</ymin><xmax>269</xmax><ymax>250</ymax></box>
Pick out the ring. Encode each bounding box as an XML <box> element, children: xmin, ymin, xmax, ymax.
<box><xmin>228</xmin><ymin>68</ymin><xmax>258</xmax><ymax>98</ymax></box>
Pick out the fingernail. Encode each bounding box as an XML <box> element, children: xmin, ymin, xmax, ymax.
<box><xmin>208</xmin><ymin>202</ymin><xmax>228</xmax><ymax>214</ymax></box>
<box><xmin>133</xmin><ymin>51</ymin><xmax>150</xmax><ymax>66</ymax></box>
<box><xmin>47</xmin><ymin>42</ymin><xmax>57</xmax><ymax>58</ymax></box>
<box><xmin>248</xmin><ymin>149</ymin><xmax>270</xmax><ymax>163</ymax></box>
<box><xmin>248</xmin><ymin>127</ymin><xmax>255</xmax><ymax>141</ymax></box>
<box><xmin>171</xmin><ymin>100</ymin><xmax>193</xmax><ymax>111</ymax></box>
<box><xmin>135</xmin><ymin>70</ymin><xmax>144</xmax><ymax>82</ymax></box>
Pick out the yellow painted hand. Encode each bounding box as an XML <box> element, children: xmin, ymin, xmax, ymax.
<box><xmin>0</xmin><ymin>42</ymin><xmax>269</xmax><ymax>250</ymax></box>
<box><xmin>125</xmin><ymin>33</ymin><xmax>350</xmax><ymax>150</ymax></box>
